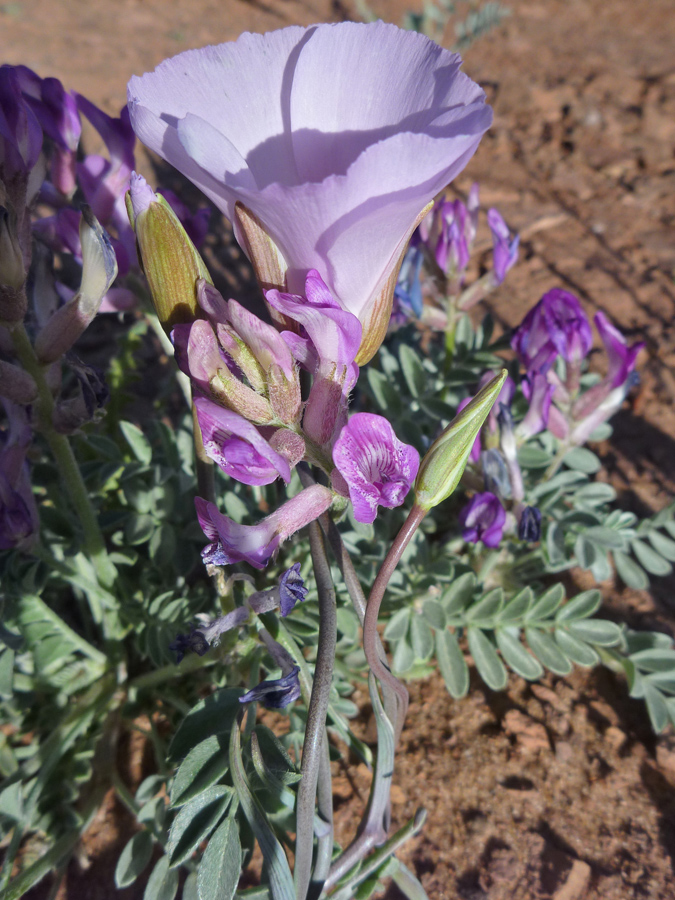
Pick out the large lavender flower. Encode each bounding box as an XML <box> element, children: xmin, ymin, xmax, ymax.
<box><xmin>332</xmin><ymin>413</ymin><xmax>419</xmax><ymax>524</ymax></box>
<box><xmin>127</xmin><ymin>23</ymin><xmax>492</xmax><ymax>362</ymax></box>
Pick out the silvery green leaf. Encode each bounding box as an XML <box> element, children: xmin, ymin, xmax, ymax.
<box><xmin>383</xmin><ymin>608</ymin><xmax>411</xmax><ymax>642</ymax></box>
<box><xmin>613</xmin><ymin>550</ymin><xmax>649</xmax><ymax>589</ymax></box>
<box><xmin>170</xmin><ymin>689</ymin><xmax>243</xmax><ymax>762</ymax></box>
<box><xmin>556</xmin><ymin>590</ymin><xmax>601</xmax><ymax>622</ymax></box>
<box><xmin>631</xmin><ymin>539</ymin><xmax>672</xmax><ymax>576</ymax></box>
<box><xmin>625</xmin><ymin>631</ymin><xmax>672</xmax><ymax>653</ymax></box>
<box><xmin>517</xmin><ymin>445</ymin><xmax>553</xmax><ymax>468</ymax></box>
<box><xmin>567</xmin><ymin>618</ymin><xmax>621</xmax><ymax>647</ymax></box>
<box><xmin>441</xmin><ymin>572</ymin><xmax>476</xmax><ymax>615</ymax></box>
<box><xmin>644</xmin><ymin>683</ymin><xmax>670</xmax><ymax>734</ymax></box>
<box><xmin>525</xmin><ymin>628</ymin><xmax>572</xmax><ymax>675</ymax></box>
<box><xmin>629</xmin><ymin>649</ymin><xmax>675</xmax><ymax>673</ymax></box>
<box><xmin>648</xmin><ymin>531</ymin><xmax>675</xmax><ymax>562</ymax></box>
<box><xmin>495</xmin><ymin>629</ymin><xmax>543</xmax><ymax>680</ymax></box>
<box><xmin>497</xmin><ymin>588</ymin><xmax>534</xmax><ymax>624</ymax></box>
<box><xmin>170</xmin><ymin>735</ymin><xmax>229</xmax><ymax>808</ymax></box>
<box><xmin>136</xmin><ymin>776</ymin><xmax>165</xmax><ymax>805</ymax></box>
<box><xmin>197</xmin><ymin>815</ymin><xmax>241</xmax><ymax>900</ymax></box>
<box><xmin>0</xmin><ymin>781</ymin><xmax>22</xmax><ymax>821</ymax></box>
<box><xmin>143</xmin><ymin>856</ymin><xmax>179</xmax><ymax>900</ymax></box>
<box><xmin>367</xmin><ymin>367</ymin><xmax>401</xmax><ymax>412</ymax></box>
<box><xmin>465</xmin><ymin>588</ymin><xmax>503</xmax><ymax>624</ymax></box>
<box><xmin>590</xmin><ymin>552</ymin><xmax>613</xmax><ymax>583</ymax></box>
<box><xmin>554</xmin><ymin>630</ymin><xmax>599</xmax><ymax>667</ymax></box>
<box><xmin>526</xmin><ymin>584</ymin><xmax>565</xmax><ymax>622</ymax></box>
<box><xmin>573</xmin><ymin>483</ymin><xmax>616</xmax><ymax>506</ymax></box>
<box><xmin>422</xmin><ymin>598</ymin><xmax>447</xmax><ymax>631</ymax></box>
<box><xmin>120</xmin><ymin>420</ymin><xmax>153</xmax><ymax>465</ymax></box>
<box><xmin>563</xmin><ymin>447</ymin><xmax>601</xmax><ymax>474</ymax></box>
<box><xmin>411</xmin><ymin>615</ymin><xmax>434</xmax><ymax>661</ymax></box>
<box><xmin>115</xmin><ymin>831</ymin><xmax>154</xmax><ymax>888</ymax></box>
<box><xmin>467</xmin><ymin>628</ymin><xmax>508</xmax><ymax>691</ymax></box>
<box><xmin>183</xmin><ymin>872</ymin><xmax>199</xmax><ymax>900</ymax></box>
<box><xmin>167</xmin><ymin>785</ymin><xmax>233</xmax><ymax>867</ymax></box>
<box><xmin>546</xmin><ymin>522</ymin><xmax>566</xmax><ymax>565</ymax></box>
<box><xmin>336</xmin><ymin>607</ymin><xmax>359</xmax><ymax>642</ymax></box>
<box><xmin>575</xmin><ymin>535</ymin><xmax>598</xmax><ymax>570</ymax></box>
<box><xmin>399</xmin><ymin>344</ymin><xmax>427</xmax><ymax>398</ymax></box>
<box><xmin>436</xmin><ymin>630</ymin><xmax>469</xmax><ymax>699</ymax></box>
<box><xmin>393</xmin><ymin>638</ymin><xmax>415</xmax><ymax>674</ymax></box>
<box><xmin>584</xmin><ymin>526</ymin><xmax>627</xmax><ymax>551</ymax></box>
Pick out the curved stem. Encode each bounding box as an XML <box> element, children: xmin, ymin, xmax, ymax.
<box><xmin>363</xmin><ymin>504</ymin><xmax>427</xmax><ymax>744</ymax></box>
<box><xmin>294</xmin><ymin>520</ymin><xmax>337</xmax><ymax>900</ymax></box>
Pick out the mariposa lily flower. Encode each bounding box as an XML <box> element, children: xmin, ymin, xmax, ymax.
<box><xmin>332</xmin><ymin>412</ymin><xmax>419</xmax><ymax>524</ymax></box>
<box><xmin>127</xmin><ymin>22</ymin><xmax>492</xmax><ymax>363</ymax></box>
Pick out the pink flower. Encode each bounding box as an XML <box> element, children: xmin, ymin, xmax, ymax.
<box><xmin>127</xmin><ymin>23</ymin><xmax>491</xmax><ymax>361</ymax></box>
<box><xmin>332</xmin><ymin>413</ymin><xmax>419</xmax><ymax>524</ymax></box>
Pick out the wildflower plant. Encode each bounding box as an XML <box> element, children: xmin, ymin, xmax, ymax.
<box><xmin>0</xmin><ymin>20</ymin><xmax>674</xmax><ymax>900</ymax></box>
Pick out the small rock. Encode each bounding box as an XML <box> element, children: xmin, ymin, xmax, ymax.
<box><xmin>552</xmin><ymin>859</ymin><xmax>592</xmax><ymax>900</ymax></box>
<box><xmin>503</xmin><ymin>710</ymin><xmax>550</xmax><ymax>752</ymax></box>
<box><xmin>604</xmin><ymin>726</ymin><xmax>626</xmax><ymax>753</ymax></box>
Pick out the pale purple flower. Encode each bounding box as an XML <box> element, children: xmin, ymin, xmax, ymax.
<box><xmin>194</xmin><ymin>395</ymin><xmax>291</xmax><ymax>486</ymax></box>
<box><xmin>512</xmin><ymin>289</ymin><xmax>593</xmax><ymax>374</ymax></box>
<box><xmin>593</xmin><ymin>311</ymin><xmax>644</xmax><ymax>392</ymax></box>
<box><xmin>458</xmin><ymin>491</ymin><xmax>505</xmax><ymax>548</ymax></box>
<box><xmin>435</xmin><ymin>198</ymin><xmax>470</xmax><ymax>278</ymax></box>
<box><xmin>487</xmin><ymin>207</ymin><xmax>519</xmax><ymax>285</ymax></box>
<box><xmin>127</xmin><ymin>23</ymin><xmax>492</xmax><ymax>358</ymax></box>
<box><xmin>332</xmin><ymin>413</ymin><xmax>419</xmax><ymax>524</ymax></box>
<box><xmin>518</xmin><ymin>372</ymin><xmax>555</xmax><ymax>439</ymax></box>
<box><xmin>240</xmin><ymin>667</ymin><xmax>301</xmax><ymax>709</ymax></box>
<box><xmin>195</xmin><ymin>484</ymin><xmax>333</xmax><ymax>569</ymax></box>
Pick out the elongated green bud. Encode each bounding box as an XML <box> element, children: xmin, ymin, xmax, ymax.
<box><xmin>414</xmin><ymin>369</ymin><xmax>508</xmax><ymax>511</ymax></box>
<box><xmin>126</xmin><ymin>172</ymin><xmax>211</xmax><ymax>330</ymax></box>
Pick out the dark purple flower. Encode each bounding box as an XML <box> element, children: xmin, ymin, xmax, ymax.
<box><xmin>512</xmin><ymin>289</ymin><xmax>593</xmax><ymax>374</ymax></box>
<box><xmin>195</xmin><ymin>484</ymin><xmax>333</xmax><ymax>569</ymax></box>
<box><xmin>170</xmin><ymin>606</ymin><xmax>250</xmax><ymax>663</ymax></box>
<box><xmin>459</xmin><ymin>491</ymin><xmax>505</xmax><ymax>548</ymax></box>
<box><xmin>194</xmin><ymin>395</ymin><xmax>291</xmax><ymax>487</ymax></box>
<box><xmin>332</xmin><ymin>413</ymin><xmax>420</xmax><ymax>524</ymax></box>
<box><xmin>487</xmin><ymin>208</ymin><xmax>519</xmax><ymax>285</ymax></box>
<box><xmin>518</xmin><ymin>506</ymin><xmax>542</xmax><ymax>543</ymax></box>
<box><xmin>239</xmin><ymin>666</ymin><xmax>301</xmax><ymax>709</ymax></box>
<box><xmin>279</xmin><ymin>563</ymin><xmax>307</xmax><ymax>617</ymax></box>
<box><xmin>0</xmin><ymin>65</ymin><xmax>43</xmax><ymax>183</ymax></box>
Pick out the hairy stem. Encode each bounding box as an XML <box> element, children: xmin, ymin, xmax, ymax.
<box><xmin>294</xmin><ymin>521</ymin><xmax>337</xmax><ymax>900</ymax></box>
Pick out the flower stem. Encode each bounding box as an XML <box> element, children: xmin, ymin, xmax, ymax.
<box><xmin>294</xmin><ymin>520</ymin><xmax>337</xmax><ymax>900</ymax></box>
<box><xmin>10</xmin><ymin>322</ymin><xmax>115</xmax><ymax>591</ymax></box>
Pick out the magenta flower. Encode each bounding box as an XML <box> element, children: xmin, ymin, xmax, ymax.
<box><xmin>127</xmin><ymin>23</ymin><xmax>492</xmax><ymax>361</ymax></box>
<box><xmin>332</xmin><ymin>413</ymin><xmax>419</xmax><ymax>524</ymax></box>
<box><xmin>195</xmin><ymin>484</ymin><xmax>333</xmax><ymax>569</ymax></box>
<box><xmin>512</xmin><ymin>289</ymin><xmax>593</xmax><ymax>374</ymax></box>
<box><xmin>458</xmin><ymin>491</ymin><xmax>505</xmax><ymax>548</ymax></box>
<box><xmin>487</xmin><ymin>208</ymin><xmax>519</xmax><ymax>285</ymax></box>
<box><xmin>267</xmin><ymin>270</ymin><xmax>361</xmax><ymax>448</ymax></box>
<box><xmin>194</xmin><ymin>396</ymin><xmax>291</xmax><ymax>486</ymax></box>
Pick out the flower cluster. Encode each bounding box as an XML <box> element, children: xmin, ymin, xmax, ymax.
<box><xmin>127</xmin><ymin>22</ymin><xmax>493</xmax><ymax>570</ymax></box>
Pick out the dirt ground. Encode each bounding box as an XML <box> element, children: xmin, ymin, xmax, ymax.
<box><xmin>5</xmin><ymin>0</ymin><xmax>675</xmax><ymax>897</ymax></box>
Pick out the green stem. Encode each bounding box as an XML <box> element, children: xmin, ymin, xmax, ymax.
<box><xmin>10</xmin><ymin>322</ymin><xmax>115</xmax><ymax>591</ymax></box>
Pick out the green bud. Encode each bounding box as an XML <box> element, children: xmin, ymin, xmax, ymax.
<box><xmin>126</xmin><ymin>175</ymin><xmax>211</xmax><ymax>331</ymax></box>
<box><xmin>414</xmin><ymin>369</ymin><xmax>508</xmax><ymax>511</ymax></box>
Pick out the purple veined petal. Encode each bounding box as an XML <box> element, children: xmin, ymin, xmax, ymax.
<box><xmin>542</xmin><ymin>288</ymin><xmax>592</xmax><ymax>365</ymax></box>
<box><xmin>518</xmin><ymin>372</ymin><xmax>555</xmax><ymax>440</ymax></box>
<box><xmin>225</xmin><ymin>298</ymin><xmax>295</xmax><ymax>380</ymax></box>
<box><xmin>15</xmin><ymin>67</ymin><xmax>81</xmax><ymax>151</ymax></box>
<box><xmin>278</xmin><ymin>563</ymin><xmax>308</xmax><ymax>617</ymax></box>
<box><xmin>194</xmin><ymin>395</ymin><xmax>291</xmax><ymax>486</ymax></box>
<box><xmin>197</xmin><ymin>280</ymin><xmax>229</xmax><ymax>324</ymax></box>
<box><xmin>171</xmin><ymin>318</ymin><xmax>223</xmax><ymax>393</ymax></box>
<box><xmin>458</xmin><ymin>491</ymin><xmax>505</xmax><ymax>548</ymax></box>
<box><xmin>0</xmin><ymin>65</ymin><xmax>43</xmax><ymax>178</ymax></box>
<box><xmin>127</xmin><ymin>23</ymin><xmax>492</xmax><ymax>325</ymax></box>
<box><xmin>195</xmin><ymin>484</ymin><xmax>333</xmax><ymax>569</ymax></box>
<box><xmin>487</xmin><ymin>207</ymin><xmax>519</xmax><ymax>284</ymax></box>
<box><xmin>76</xmin><ymin>95</ymin><xmax>135</xmax><ymax>175</ymax></box>
<box><xmin>594</xmin><ymin>311</ymin><xmax>644</xmax><ymax>390</ymax></box>
<box><xmin>332</xmin><ymin>412</ymin><xmax>420</xmax><ymax>524</ymax></box>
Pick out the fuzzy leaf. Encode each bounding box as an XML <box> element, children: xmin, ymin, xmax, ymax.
<box><xmin>525</xmin><ymin>628</ymin><xmax>573</xmax><ymax>675</ymax></box>
<box><xmin>197</xmin><ymin>815</ymin><xmax>241</xmax><ymax>900</ymax></box>
<box><xmin>495</xmin><ymin>629</ymin><xmax>543</xmax><ymax>680</ymax></box>
<box><xmin>143</xmin><ymin>857</ymin><xmax>179</xmax><ymax>900</ymax></box>
<box><xmin>115</xmin><ymin>831</ymin><xmax>154</xmax><ymax>888</ymax></box>
<box><xmin>613</xmin><ymin>550</ymin><xmax>649</xmax><ymax>589</ymax></box>
<box><xmin>554</xmin><ymin>630</ymin><xmax>599</xmax><ymax>667</ymax></box>
<box><xmin>467</xmin><ymin>628</ymin><xmax>508</xmax><ymax>690</ymax></box>
<box><xmin>436</xmin><ymin>630</ymin><xmax>469</xmax><ymax>698</ymax></box>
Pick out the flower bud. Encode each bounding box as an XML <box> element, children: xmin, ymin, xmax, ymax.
<box><xmin>126</xmin><ymin>172</ymin><xmax>211</xmax><ymax>330</ymax></box>
<box><xmin>0</xmin><ymin>360</ymin><xmax>37</xmax><ymax>404</ymax></box>
<box><xmin>414</xmin><ymin>369</ymin><xmax>508</xmax><ymax>511</ymax></box>
<box><xmin>34</xmin><ymin>206</ymin><xmax>117</xmax><ymax>363</ymax></box>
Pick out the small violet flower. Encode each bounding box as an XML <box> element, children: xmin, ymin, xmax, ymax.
<box><xmin>332</xmin><ymin>413</ymin><xmax>420</xmax><ymax>525</ymax></box>
<box><xmin>279</xmin><ymin>562</ymin><xmax>308</xmax><ymax>617</ymax></box>
<box><xmin>195</xmin><ymin>484</ymin><xmax>333</xmax><ymax>570</ymax></box>
<box><xmin>128</xmin><ymin>22</ymin><xmax>492</xmax><ymax>363</ymax></box>
<box><xmin>487</xmin><ymin>208</ymin><xmax>519</xmax><ymax>285</ymax></box>
<box><xmin>459</xmin><ymin>491</ymin><xmax>506</xmax><ymax>548</ymax></box>
<box><xmin>512</xmin><ymin>288</ymin><xmax>593</xmax><ymax>374</ymax></box>
<box><xmin>239</xmin><ymin>667</ymin><xmax>302</xmax><ymax>709</ymax></box>
<box><xmin>518</xmin><ymin>506</ymin><xmax>542</xmax><ymax>543</ymax></box>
